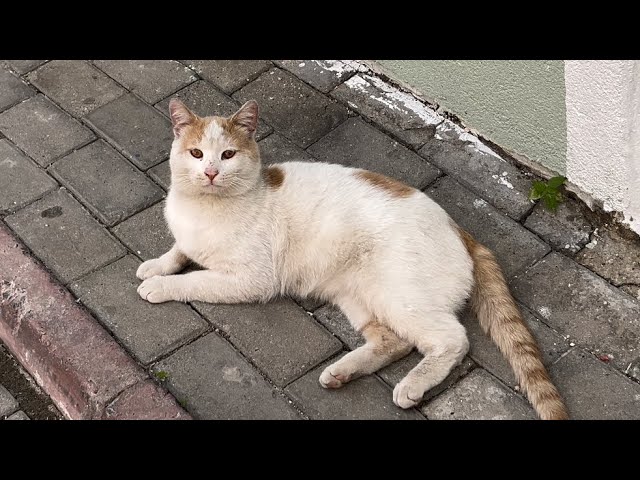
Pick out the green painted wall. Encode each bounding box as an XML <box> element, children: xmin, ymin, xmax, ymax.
<box><xmin>375</xmin><ymin>60</ymin><xmax>567</xmax><ymax>174</ymax></box>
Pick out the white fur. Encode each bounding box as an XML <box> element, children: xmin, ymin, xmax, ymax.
<box><xmin>137</xmin><ymin>111</ymin><xmax>475</xmax><ymax>409</ymax></box>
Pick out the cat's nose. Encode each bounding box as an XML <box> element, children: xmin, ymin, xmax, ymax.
<box><xmin>204</xmin><ymin>167</ymin><xmax>219</xmax><ymax>182</ymax></box>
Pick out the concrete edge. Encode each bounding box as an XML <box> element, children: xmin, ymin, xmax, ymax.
<box><xmin>0</xmin><ymin>222</ymin><xmax>191</xmax><ymax>420</ymax></box>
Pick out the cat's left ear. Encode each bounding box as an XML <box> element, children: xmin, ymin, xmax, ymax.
<box><xmin>230</xmin><ymin>100</ymin><xmax>259</xmax><ymax>135</ymax></box>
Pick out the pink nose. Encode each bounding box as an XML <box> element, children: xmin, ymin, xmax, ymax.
<box><xmin>204</xmin><ymin>167</ymin><xmax>219</xmax><ymax>182</ymax></box>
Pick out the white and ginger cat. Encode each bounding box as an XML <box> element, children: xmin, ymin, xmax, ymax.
<box><xmin>137</xmin><ymin>99</ymin><xmax>568</xmax><ymax>420</ymax></box>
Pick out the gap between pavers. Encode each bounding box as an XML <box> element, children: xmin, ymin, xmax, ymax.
<box><xmin>0</xmin><ymin>222</ymin><xmax>190</xmax><ymax>420</ymax></box>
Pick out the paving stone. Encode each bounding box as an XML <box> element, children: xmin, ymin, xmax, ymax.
<box><xmin>378</xmin><ymin>353</ymin><xmax>476</xmax><ymax>403</ymax></box>
<box><xmin>155</xmin><ymin>80</ymin><xmax>271</xmax><ymax>140</ymax></box>
<box><xmin>233</xmin><ymin>68</ymin><xmax>348</xmax><ymax>148</ymax></box>
<box><xmin>193</xmin><ymin>298</ymin><xmax>342</xmax><ymax>387</ymax></box>
<box><xmin>95</xmin><ymin>60</ymin><xmax>197</xmax><ymax>104</ymax></box>
<box><xmin>308</xmin><ymin>117</ymin><xmax>440</xmax><ymax>189</ymax></box>
<box><xmin>524</xmin><ymin>198</ymin><xmax>594</xmax><ymax>254</ymax></box>
<box><xmin>332</xmin><ymin>73</ymin><xmax>444</xmax><ymax>149</ymax></box>
<box><xmin>85</xmin><ymin>93</ymin><xmax>172</xmax><ymax>170</ymax></box>
<box><xmin>258</xmin><ymin>133</ymin><xmax>316</xmax><ymax>165</ymax></box>
<box><xmin>622</xmin><ymin>285</ymin><xmax>640</xmax><ymax>301</ymax></box>
<box><xmin>112</xmin><ymin>201</ymin><xmax>174</xmax><ymax>261</ymax></box>
<box><xmin>511</xmin><ymin>252</ymin><xmax>640</xmax><ymax>371</ymax></box>
<box><xmin>5</xmin><ymin>189</ymin><xmax>125</xmax><ymax>283</ymax></box>
<box><xmin>153</xmin><ymin>333</ymin><xmax>300</xmax><ymax>419</ymax></box>
<box><xmin>549</xmin><ymin>348</ymin><xmax>640</xmax><ymax>419</ymax></box>
<box><xmin>428</xmin><ymin>176</ymin><xmax>550</xmax><ymax>279</ymax></box>
<box><xmin>285</xmin><ymin>356</ymin><xmax>424</xmax><ymax>420</ymax></box>
<box><xmin>0</xmin><ymin>385</ymin><xmax>19</xmax><ymax>417</ymax></box>
<box><xmin>70</xmin><ymin>255</ymin><xmax>207</xmax><ymax>365</ymax></box>
<box><xmin>422</xmin><ymin>369</ymin><xmax>536</xmax><ymax>420</ymax></box>
<box><xmin>50</xmin><ymin>140</ymin><xmax>165</xmax><ymax>226</ymax></box>
<box><xmin>185</xmin><ymin>60</ymin><xmax>272</xmax><ymax>94</ymax></box>
<box><xmin>102</xmin><ymin>380</ymin><xmax>190</xmax><ymax>420</ymax></box>
<box><xmin>291</xmin><ymin>295</ymin><xmax>325</xmax><ymax>313</ymax></box>
<box><xmin>460</xmin><ymin>304</ymin><xmax>570</xmax><ymax>388</ymax></box>
<box><xmin>273</xmin><ymin>60</ymin><xmax>358</xmax><ymax>93</ymax></box>
<box><xmin>0</xmin><ymin>66</ymin><xmax>34</xmax><ymax>112</ymax></box>
<box><xmin>27</xmin><ymin>60</ymin><xmax>125</xmax><ymax>116</ymax></box>
<box><xmin>6</xmin><ymin>410</ymin><xmax>30</xmax><ymax>420</ymax></box>
<box><xmin>6</xmin><ymin>60</ymin><xmax>47</xmax><ymax>74</ymax></box>
<box><xmin>148</xmin><ymin>160</ymin><xmax>171</xmax><ymax>190</ymax></box>
<box><xmin>0</xmin><ymin>95</ymin><xmax>95</xmax><ymax>166</ymax></box>
<box><xmin>0</xmin><ymin>139</ymin><xmax>57</xmax><ymax>214</ymax></box>
<box><xmin>576</xmin><ymin>226</ymin><xmax>640</xmax><ymax>287</ymax></box>
<box><xmin>313</xmin><ymin>305</ymin><xmax>363</xmax><ymax>350</ymax></box>
<box><xmin>420</xmin><ymin>124</ymin><xmax>534</xmax><ymax>220</ymax></box>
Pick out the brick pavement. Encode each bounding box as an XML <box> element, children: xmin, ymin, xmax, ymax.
<box><xmin>1</xmin><ymin>60</ymin><xmax>639</xmax><ymax>420</ymax></box>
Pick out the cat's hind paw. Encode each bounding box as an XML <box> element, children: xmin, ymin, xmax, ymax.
<box><xmin>137</xmin><ymin>276</ymin><xmax>173</xmax><ymax>303</ymax></box>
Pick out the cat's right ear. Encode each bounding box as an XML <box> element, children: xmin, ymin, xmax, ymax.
<box><xmin>169</xmin><ymin>98</ymin><xmax>196</xmax><ymax>138</ymax></box>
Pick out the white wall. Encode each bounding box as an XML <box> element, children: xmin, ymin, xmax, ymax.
<box><xmin>565</xmin><ymin>61</ymin><xmax>640</xmax><ymax>234</ymax></box>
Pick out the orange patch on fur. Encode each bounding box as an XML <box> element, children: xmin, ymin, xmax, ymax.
<box><xmin>263</xmin><ymin>165</ymin><xmax>285</xmax><ymax>189</ymax></box>
<box><xmin>355</xmin><ymin>170</ymin><xmax>415</xmax><ymax>198</ymax></box>
<box><xmin>221</xmin><ymin>117</ymin><xmax>260</xmax><ymax>161</ymax></box>
<box><xmin>179</xmin><ymin>117</ymin><xmax>206</xmax><ymax>147</ymax></box>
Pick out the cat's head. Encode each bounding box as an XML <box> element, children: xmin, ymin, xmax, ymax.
<box><xmin>167</xmin><ymin>99</ymin><xmax>261</xmax><ymax>196</ymax></box>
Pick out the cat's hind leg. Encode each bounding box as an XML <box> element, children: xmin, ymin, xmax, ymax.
<box><xmin>136</xmin><ymin>244</ymin><xmax>189</xmax><ymax>280</ymax></box>
<box><xmin>319</xmin><ymin>298</ymin><xmax>412</xmax><ymax>388</ymax></box>
<box><xmin>390</xmin><ymin>312</ymin><xmax>469</xmax><ymax>409</ymax></box>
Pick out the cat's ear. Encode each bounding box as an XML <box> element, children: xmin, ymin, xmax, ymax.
<box><xmin>230</xmin><ymin>100</ymin><xmax>259</xmax><ymax>135</ymax></box>
<box><xmin>169</xmin><ymin>98</ymin><xmax>197</xmax><ymax>138</ymax></box>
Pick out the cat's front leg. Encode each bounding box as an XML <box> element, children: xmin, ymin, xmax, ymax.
<box><xmin>137</xmin><ymin>269</ymin><xmax>273</xmax><ymax>304</ymax></box>
<box><xmin>136</xmin><ymin>244</ymin><xmax>189</xmax><ymax>280</ymax></box>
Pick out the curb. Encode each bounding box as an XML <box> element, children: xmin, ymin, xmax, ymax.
<box><xmin>0</xmin><ymin>223</ymin><xmax>190</xmax><ymax>420</ymax></box>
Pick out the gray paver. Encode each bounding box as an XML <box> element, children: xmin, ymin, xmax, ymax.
<box><xmin>112</xmin><ymin>201</ymin><xmax>174</xmax><ymax>261</ymax></box>
<box><xmin>0</xmin><ymin>385</ymin><xmax>19</xmax><ymax>417</ymax></box>
<box><xmin>273</xmin><ymin>60</ymin><xmax>358</xmax><ymax>93</ymax></box>
<box><xmin>308</xmin><ymin>117</ymin><xmax>440</xmax><ymax>189</ymax></box>
<box><xmin>49</xmin><ymin>140</ymin><xmax>165</xmax><ymax>226</ymax></box>
<box><xmin>0</xmin><ymin>67</ymin><xmax>34</xmax><ymax>112</ymax></box>
<box><xmin>524</xmin><ymin>198</ymin><xmax>594</xmax><ymax>254</ymax></box>
<box><xmin>0</xmin><ymin>95</ymin><xmax>95</xmax><ymax>166</ymax></box>
<box><xmin>6</xmin><ymin>410</ymin><xmax>30</xmax><ymax>420</ymax></box>
<box><xmin>233</xmin><ymin>68</ymin><xmax>348</xmax><ymax>148</ymax></box>
<box><xmin>27</xmin><ymin>60</ymin><xmax>125</xmax><ymax>116</ymax></box>
<box><xmin>511</xmin><ymin>252</ymin><xmax>640</xmax><ymax>371</ymax></box>
<box><xmin>70</xmin><ymin>255</ymin><xmax>207</xmax><ymax>365</ymax></box>
<box><xmin>153</xmin><ymin>333</ymin><xmax>300</xmax><ymax>419</ymax></box>
<box><xmin>285</xmin><ymin>356</ymin><xmax>424</xmax><ymax>420</ymax></box>
<box><xmin>460</xmin><ymin>304</ymin><xmax>570</xmax><ymax>388</ymax></box>
<box><xmin>0</xmin><ymin>139</ymin><xmax>57</xmax><ymax>214</ymax></box>
<box><xmin>576</xmin><ymin>226</ymin><xmax>640</xmax><ymax>286</ymax></box>
<box><xmin>422</xmin><ymin>369</ymin><xmax>536</xmax><ymax>420</ymax></box>
<box><xmin>378</xmin><ymin>354</ymin><xmax>476</xmax><ymax>403</ymax></box>
<box><xmin>291</xmin><ymin>295</ymin><xmax>326</xmax><ymax>313</ymax></box>
<box><xmin>5</xmin><ymin>189</ymin><xmax>125</xmax><ymax>283</ymax></box>
<box><xmin>6</xmin><ymin>60</ymin><xmax>47</xmax><ymax>74</ymax></box>
<box><xmin>148</xmin><ymin>160</ymin><xmax>171</xmax><ymax>190</ymax></box>
<box><xmin>313</xmin><ymin>305</ymin><xmax>363</xmax><ymax>350</ymax></box>
<box><xmin>549</xmin><ymin>348</ymin><xmax>640</xmax><ymax>419</ymax></box>
<box><xmin>193</xmin><ymin>298</ymin><xmax>342</xmax><ymax>387</ymax></box>
<box><xmin>94</xmin><ymin>60</ymin><xmax>197</xmax><ymax>104</ymax></box>
<box><xmin>331</xmin><ymin>73</ymin><xmax>443</xmax><ymax>149</ymax></box>
<box><xmin>154</xmin><ymin>80</ymin><xmax>271</xmax><ymax>140</ymax></box>
<box><xmin>85</xmin><ymin>93</ymin><xmax>172</xmax><ymax>170</ymax></box>
<box><xmin>428</xmin><ymin>176</ymin><xmax>550</xmax><ymax>279</ymax></box>
<box><xmin>420</xmin><ymin>124</ymin><xmax>534</xmax><ymax>220</ymax></box>
<box><xmin>258</xmin><ymin>133</ymin><xmax>316</xmax><ymax>165</ymax></box>
<box><xmin>185</xmin><ymin>60</ymin><xmax>272</xmax><ymax>94</ymax></box>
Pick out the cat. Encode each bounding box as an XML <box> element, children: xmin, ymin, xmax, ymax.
<box><xmin>136</xmin><ymin>98</ymin><xmax>569</xmax><ymax>420</ymax></box>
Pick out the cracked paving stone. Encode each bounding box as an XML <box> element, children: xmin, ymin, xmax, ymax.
<box><xmin>273</xmin><ymin>60</ymin><xmax>358</xmax><ymax>93</ymax></box>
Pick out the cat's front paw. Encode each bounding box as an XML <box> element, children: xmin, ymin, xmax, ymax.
<box><xmin>392</xmin><ymin>378</ymin><xmax>424</xmax><ymax>409</ymax></box>
<box><xmin>136</xmin><ymin>258</ymin><xmax>166</xmax><ymax>280</ymax></box>
<box><xmin>137</xmin><ymin>276</ymin><xmax>174</xmax><ymax>303</ymax></box>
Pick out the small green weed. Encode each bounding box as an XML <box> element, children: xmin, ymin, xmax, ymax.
<box><xmin>529</xmin><ymin>176</ymin><xmax>566</xmax><ymax>212</ymax></box>
<box><xmin>154</xmin><ymin>370</ymin><xmax>169</xmax><ymax>381</ymax></box>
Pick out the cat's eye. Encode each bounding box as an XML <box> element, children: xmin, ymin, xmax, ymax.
<box><xmin>221</xmin><ymin>150</ymin><xmax>236</xmax><ymax>160</ymax></box>
<box><xmin>190</xmin><ymin>149</ymin><xmax>203</xmax><ymax>159</ymax></box>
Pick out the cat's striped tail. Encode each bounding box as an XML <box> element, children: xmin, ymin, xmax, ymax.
<box><xmin>455</xmin><ymin>226</ymin><xmax>569</xmax><ymax>420</ymax></box>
